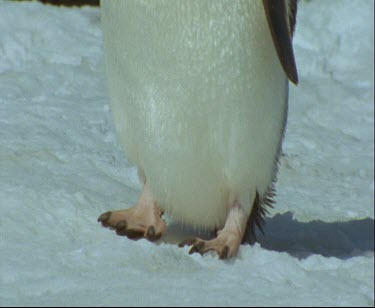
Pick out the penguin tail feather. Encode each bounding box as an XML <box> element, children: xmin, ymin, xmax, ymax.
<box><xmin>241</xmin><ymin>187</ymin><xmax>275</xmax><ymax>245</ymax></box>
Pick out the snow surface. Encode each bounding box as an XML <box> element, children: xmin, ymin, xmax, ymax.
<box><xmin>0</xmin><ymin>0</ymin><xmax>373</xmax><ymax>306</ymax></box>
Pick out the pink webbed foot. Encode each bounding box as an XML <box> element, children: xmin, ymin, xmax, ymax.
<box><xmin>98</xmin><ymin>183</ymin><xmax>166</xmax><ymax>242</ymax></box>
<box><xmin>178</xmin><ymin>230</ymin><xmax>241</xmax><ymax>259</ymax></box>
<box><xmin>179</xmin><ymin>202</ymin><xmax>247</xmax><ymax>259</ymax></box>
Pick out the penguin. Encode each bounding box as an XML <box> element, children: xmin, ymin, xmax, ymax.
<box><xmin>98</xmin><ymin>0</ymin><xmax>298</xmax><ymax>259</ymax></box>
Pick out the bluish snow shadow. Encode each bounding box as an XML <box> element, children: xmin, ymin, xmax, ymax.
<box><xmin>255</xmin><ymin>212</ymin><xmax>374</xmax><ymax>259</ymax></box>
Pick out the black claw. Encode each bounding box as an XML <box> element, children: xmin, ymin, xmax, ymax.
<box><xmin>189</xmin><ymin>241</ymin><xmax>205</xmax><ymax>255</ymax></box>
<box><xmin>219</xmin><ymin>245</ymin><xmax>230</xmax><ymax>260</ymax></box>
<box><xmin>146</xmin><ymin>226</ymin><xmax>161</xmax><ymax>242</ymax></box>
<box><xmin>115</xmin><ymin>220</ymin><xmax>128</xmax><ymax>236</ymax></box>
<box><xmin>178</xmin><ymin>237</ymin><xmax>197</xmax><ymax>248</ymax></box>
<box><xmin>147</xmin><ymin>226</ymin><xmax>155</xmax><ymax>237</ymax></box>
<box><xmin>123</xmin><ymin>229</ymin><xmax>145</xmax><ymax>240</ymax></box>
<box><xmin>98</xmin><ymin>211</ymin><xmax>111</xmax><ymax>223</ymax></box>
<box><xmin>115</xmin><ymin>220</ymin><xmax>127</xmax><ymax>230</ymax></box>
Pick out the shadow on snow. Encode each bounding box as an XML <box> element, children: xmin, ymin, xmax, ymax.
<box><xmin>255</xmin><ymin>212</ymin><xmax>374</xmax><ymax>260</ymax></box>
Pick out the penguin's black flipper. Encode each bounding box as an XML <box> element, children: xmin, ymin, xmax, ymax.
<box><xmin>262</xmin><ymin>0</ymin><xmax>298</xmax><ymax>85</ymax></box>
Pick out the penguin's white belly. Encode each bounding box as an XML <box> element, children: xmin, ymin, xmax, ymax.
<box><xmin>102</xmin><ymin>0</ymin><xmax>288</xmax><ymax>229</ymax></box>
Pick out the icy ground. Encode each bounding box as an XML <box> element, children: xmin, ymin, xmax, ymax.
<box><xmin>0</xmin><ymin>0</ymin><xmax>373</xmax><ymax>306</ymax></box>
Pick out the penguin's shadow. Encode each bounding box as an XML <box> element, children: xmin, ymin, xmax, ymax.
<box><xmin>255</xmin><ymin>212</ymin><xmax>374</xmax><ymax>259</ymax></box>
<box><xmin>163</xmin><ymin>212</ymin><xmax>374</xmax><ymax>260</ymax></box>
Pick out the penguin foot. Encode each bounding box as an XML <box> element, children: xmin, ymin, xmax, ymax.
<box><xmin>98</xmin><ymin>183</ymin><xmax>166</xmax><ymax>242</ymax></box>
<box><xmin>179</xmin><ymin>201</ymin><xmax>247</xmax><ymax>259</ymax></box>
<box><xmin>178</xmin><ymin>230</ymin><xmax>241</xmax><ymax>259</ymax></box>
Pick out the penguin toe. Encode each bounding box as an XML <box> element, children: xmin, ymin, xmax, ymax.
<box><xmin>115</xmin><ymin>220</ymin><xmax>128</xmax><ymax>235</ymax></box>
<box><xmin>219</xmin><ymin>245</ymin><xmax>230</xmax><ymax>260</ymax></box>
<box><xmin>114</xmin><ymin>221</ymin><xmax>142</xmax><ymax>239</ymax></box>
<box><xmin>188</xmin><ymin>241</ymin><xmax>205</xmax><ymax>255</ymax></box>
<box><xmin>98</xmin><ymin>211</ymin><xmax>112</xmax><ymax>226</ymax></box>
<box><xmin>121</xmin><ymin>229</ymin><xmax>145</xmax><ymax>240</ymax></box>
<box><xmin>146</xmin><ymin>226</ymin><xmax>162</xmax><ymax>242</ymax></box>
<box><xmin>178</xmin><ymin>236</ymin><xmax>237</xmax><ymax>259</ymax></box>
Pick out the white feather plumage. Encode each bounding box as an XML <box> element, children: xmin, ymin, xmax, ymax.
<box><xmin>101</xmin><ymin>0</ymin><xmax>288</xmax><ymax>229</ymax></box>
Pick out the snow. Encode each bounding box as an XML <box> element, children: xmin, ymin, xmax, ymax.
<box><xmin>0</xmin><ymin>0</ymin><xmax>373</xmax><ymax>306</ymax></box>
